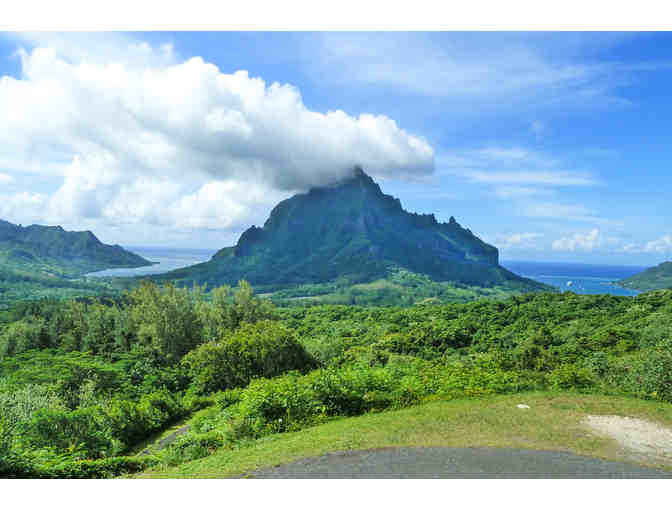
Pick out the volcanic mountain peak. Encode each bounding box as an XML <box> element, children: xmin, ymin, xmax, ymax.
<box><xmin>164</xmin><ymin>167</ymin><xmax>545</xmax><ymax>293</ymax></box>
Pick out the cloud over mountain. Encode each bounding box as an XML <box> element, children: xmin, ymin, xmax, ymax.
<box><xmin>0</xmin><ymin>43</ymin><xmax>434</xmax><ymax>235</ymax></box>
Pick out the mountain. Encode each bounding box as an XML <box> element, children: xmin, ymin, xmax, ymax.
<box><xmin>617</xmin><ymin>261</ymin><xmax>672</xmax><ymax>292</ymax></box>
<box><xmin>0</xmin><ymin>219</ymin><xmax>152</xmax><ymax>278</ymax></box>
<box><xmin>160</xmin><ymin>168</ymin><xmax>547</xmax><ymax>295</ymax></box>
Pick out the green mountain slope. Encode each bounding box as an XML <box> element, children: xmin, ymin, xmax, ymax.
<box><xmin>159</xmin><ymin>168</ymin><xmax>548</xmax><ymax>294</ymax></box>
<box><xmin>0</xmin><ymin>219</ymin><xmax>151</xmax><ymax>278</ymax></box>
<box><xmin>617</xmin><ymin>261</ymin><xmax>672</xmax><ymax>292</ymax></box>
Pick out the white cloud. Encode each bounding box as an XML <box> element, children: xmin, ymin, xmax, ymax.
<box><xmin>437</xmin><ymin>146</ymin><xmax>601</xmax><ymax>207</ymax></box>
<box><xmin>0</xmin><ymin>43</ymin><xmax>434</xmax><ymax>235</ymax></box>
<box><xmin>0</xmin><ymin>172</ymin><xmax>14</xmax><ymax>184</ymax></box>
<box><xmin>438</xmin><ymin>147</ymin><xmax>601</xmax><ymax>188</ymax></box>
<box><xmin>468</xmin><ymin>170</ymin><xmax>598</xmax><ymax>187</ymax></box>
<box><xmin>643</xmin><ymin>235</ymin><xmax>672</xmax><ymax>254</ymax></box>
<box><xmin>493</xmin><ymin>232</ymin><xmax>542</xmax><ymax>250</ymax></box>
<box><xmin>619</xmin><ymin>235</ymin><xmax>672</xmax><ymax>254</ymax></box>
<box><xmin>551</xmin><ymin>229</ymin><xmax>620</xmax><ymax>252</ymax></box>
<box><xmin>315</xmin><ymin>32</ymin><xmax>668</xmax><ymax>111</ymax></box>
<box><xmin>9</xmin><ymin>32</ymin><xmax>178</xmax><ymax>69</ymax></box>
<box><xmin>521</xmin><ymin>202</ymin><xmax>594</xmax><ymax>221</ymax></box>
<box><xmin>0</xmin><ymin>191</ymin><xmax>47</xmax><ymax>225</ymax></box>
<box><xmin>494</xmin><ymin>186</ymin><xmax>554</xmax><ymax>199</ymax></box>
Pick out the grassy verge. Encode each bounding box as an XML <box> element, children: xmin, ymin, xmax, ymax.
<box><xmin>135</xmin><ymin>391</ymin><xmax>672</xmax><ymax>478</ymax></box>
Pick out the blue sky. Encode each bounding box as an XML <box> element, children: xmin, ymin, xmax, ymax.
<box><xmin>0</xmin><ymin>31</ymin><xmax>671</xmax><ymax>265</ymax></box>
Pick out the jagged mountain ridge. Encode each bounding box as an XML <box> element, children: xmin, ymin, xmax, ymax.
<box><xmin>0</xmin><ymin>219</ymin><xmax>151</xmax><ymax>277</ymax></box>
<box><xmin>162</xmin><ymin>168</ymin><xmax>546</xmax><ymax>292</ymax></box>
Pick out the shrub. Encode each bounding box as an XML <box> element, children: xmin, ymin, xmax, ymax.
<box><xmin>20</xmin><ymin>407</ymin><xmax>115</xmax><ymax>459</ymax></box>
<box><xmin>629</xmin><ymin>339</ymin><xmax>672</xmax><ymax>401</ymax></box>
<box><xmin>547</xmin><ymin>364</ymin><xmax>595</xmax><ymax>391</ymax></box>
<box><xmin>37</xmin><ymin>455</ymin><xmax>158</xmax><ymax>479</ymax></box>
<box><xmin>159</xmin><ymin>432</ymin><xmax>225</xmax><ymax>466</ymax></box>
<box><xmin>182</xmin><ymin>320</ymin><xmax>315</xmax><ymax>394</ymax></box>
<box><xmin>213</xmin><ymin>359</ymin><xmax>531</xmax><ymax>444</ymax></box>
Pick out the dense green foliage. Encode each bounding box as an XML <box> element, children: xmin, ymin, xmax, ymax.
<box><xmin>2</xmin><ymin>282</ymin><xmax>672</xmax><ymax>477</ymax></box>
<box><xmin>268</xmin><ymin>269</ymin><xmax>547</xmax><ymax>306</ymax></box>
<box><xmin>182</xmin><ymin>320</ymin><xmax>315</xmax><ymax>394</ymax></box>
<box><xmin>157</xmin><ymin>169</ymin><xmax>548</xmax><ymax>294</ymax></box>
<box><xmin>618</xmin><ymin>261</ymin><xmax>672</xmax><ymax>292</ymax></box>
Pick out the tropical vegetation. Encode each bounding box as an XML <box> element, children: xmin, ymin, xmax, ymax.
<box><xmin>1</xmin><ymin>280</ymin><xmax>671</xmax><ymax>477</ymax></box>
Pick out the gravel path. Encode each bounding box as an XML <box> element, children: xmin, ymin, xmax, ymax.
<box><xmin>139</xmin><ymin>425</ymin><xmax>191</xmax><ymax>456</ymax></box>
<box><xmin>241</xmin><ymin>447</ymin><xmax>672</xmax><ymax>479</ymax></box>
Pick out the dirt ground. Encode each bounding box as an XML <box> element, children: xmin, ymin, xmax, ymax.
<box><xmin>583</xmin><ymin>415</ymin><xmax>672</xmax><ymax>465</ymax></box>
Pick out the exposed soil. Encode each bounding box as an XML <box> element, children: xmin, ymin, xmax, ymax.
<box><xmin>583</xmin><ymin>415</ymin><xmax>672</xmax><ymax>464</ymax></box>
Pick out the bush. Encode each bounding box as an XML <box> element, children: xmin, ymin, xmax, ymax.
<box><xmin>159</xmin><ymin>432</ymin><xmax>225</xmax><ymax>466</ymax></box>
<box><xmin>547</xmin><ymin>364</ymin><xmax>595</xmax><ymax>391</ymax></box>
<box><xmin>630</xmin><ymin>339</ymin><xmax>672</xmax><ymax>401</ymax></box>
<box><xmin>19</xmin><ymin>390</ymin><xmax>186</xmax><ymax>460</ymax></box>
<box><xmin>20</xmin><ymin>407</ymin><xmax>116</xmax><ymax>459</ymax></box>
<box><xmin>212</xmin><ymin>359</ymin><xmax>532</xmax><ymax>444</ymax></box>
<box><xmin>182</xmin><ymin>320</ymin><xmax>316</xmax><ymax>394</ymax></box>
<box><xmin>37</xmin><ymin>455</ymin><xmax>158</xmax><ymax>479</ymax></box>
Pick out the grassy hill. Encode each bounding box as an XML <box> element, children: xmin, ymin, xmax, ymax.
<box><xmin>0</xmin><ymin>219</ymin><xmax>151</xmax><ymax>305</ymax></box>
<box><xmin>617</xmin><ymin>261</ymin><xmax>672</xmax><ymax>292</ymax></box>
<box><xmin>0</xmin><ymin>219</ymin><xmax>151</xmax><ymax>278</ymax></box>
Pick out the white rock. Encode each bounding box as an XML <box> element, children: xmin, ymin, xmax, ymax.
<box><xmin>517</xmin><ymin>404</ymin><xmax>530</xmax><ymax>409</ymax></box>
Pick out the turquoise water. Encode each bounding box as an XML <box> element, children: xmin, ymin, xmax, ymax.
<box><xmin>85</xmin><ymin>247</ymin><xmax>217</xmax><ymax>278</ymax></box>
<box><xmin>501</xmin><ymin>260</ymin><xmax>647</xmax><ymax>296</ymax></box>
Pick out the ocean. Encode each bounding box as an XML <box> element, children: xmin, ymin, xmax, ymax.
<box><xmin>85</xmin><ymin>246</ymin><xmax>218</xmax><ymax>278</ymax></box>
<box><xmin>87</xmin><ymin>248</ymin><xmax>649</xmax><ymax>297</ymax></box>
<box><xmin>501</xmin><ymin>260</ymin><xmax>647</xmax><ymax>297</ymax></box>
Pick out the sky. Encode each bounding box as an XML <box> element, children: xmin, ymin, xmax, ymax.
<box><xmin>0</xmin><ymin>31</ymin><xmax>671</xmax><ymax>265</ymax></box>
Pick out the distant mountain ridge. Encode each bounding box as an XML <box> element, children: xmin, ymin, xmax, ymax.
<box><xmin>160</xmin><ymin>167</ymin><xmax>547</xmax><ymax>293</ymax></box>
<box><xmin>0</xmin><ymin>219</ymin><xmax>151</xmax><ymax>277</ymax></box>
<box><xmin>617</xmin><ymin>261</ymin><xmax>672</xmax><ymax>292</ymax></box>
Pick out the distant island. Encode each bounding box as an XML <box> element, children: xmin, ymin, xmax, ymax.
<box><xmin>155</xmin><ymin>167</ymin><xmax>551</xmax><ymax>303</ymax></box>
<box><xmin>616</xmin><ymin>261</ymin><xmax>672</xmax><ymax>292</ymax></box>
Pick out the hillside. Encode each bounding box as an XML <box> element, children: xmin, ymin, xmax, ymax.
<box><xmin>617</xmin><ymin>261</ymin><xmax>672</xmax><ymax>292</ymax></box>
<box><xmin>0</xmin><ymin>219</ymin><xmax>151</xmax><ymax>278</ymax></box>
<box><xmin>159</xmin><ymin>168</ymin><xmax>548</xmax><ymax>295</ymax></box>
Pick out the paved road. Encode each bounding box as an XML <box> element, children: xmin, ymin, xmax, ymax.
<box><xmin>242</xmin><ymin>447</ymin><xmax>672</xmax><ymax>478</ymax></box>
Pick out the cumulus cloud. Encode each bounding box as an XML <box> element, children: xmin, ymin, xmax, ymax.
<box><xmin>619</xmin><ymin>235</ymin><xmax>672</xmax><ymax>254</ymax></box>
<box><xmin>0</xmin><ymin>172</ymin><xmax>14</xmax><ymax>184</ymax></box>
<box><xmin>0</xmin><ymin>43</ymin><xmax>434</xmax><ymax>236</ymax></box>
<box><xmin>551</xmin><ymin>229</ymin><xmax>620</xmax><ymax>252</ymax></box>
<box><xmin>0</xmin><ymin>190</ymin><xmax>47</xmax><ymax>225</ymax></box>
